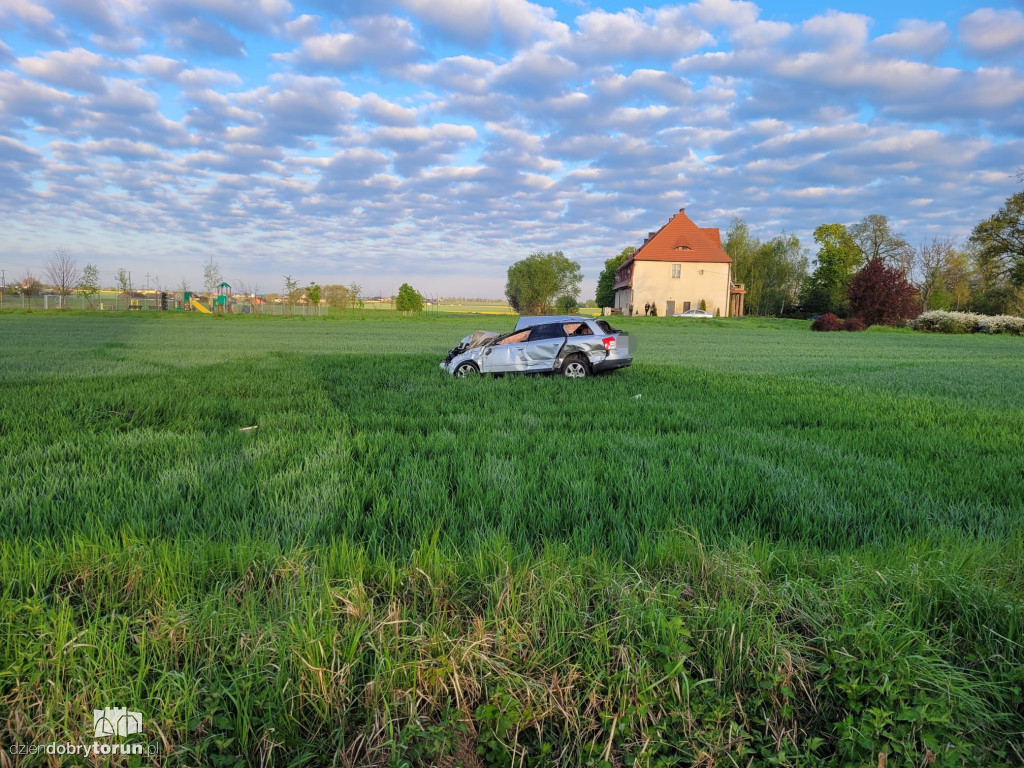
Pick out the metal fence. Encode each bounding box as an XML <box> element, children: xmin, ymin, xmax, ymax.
<box><xmin>0</xmin><ymin>295</ymin><xmax>341</xmax><ymax>315</ymax></box>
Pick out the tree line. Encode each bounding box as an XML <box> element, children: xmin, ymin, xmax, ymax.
<box><xmin>589</xmin><ymin>189</ymin><xmax>1024</xmax><ymax>319</ymax></box>
<box><xmin>734</xmin><ymin>192</ymin><xmax>1024</xmax><ymax>318</ymax></box>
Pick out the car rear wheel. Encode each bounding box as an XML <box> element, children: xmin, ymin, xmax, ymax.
<box><xmin>561</xmin><ymin>355</ymin><xmax>589</xmax><ymax>379</ymax></box>
<box><xmin>453</xmin><ymin>361</ymin><xmax>479</xmax><ymax>378</ymax></box>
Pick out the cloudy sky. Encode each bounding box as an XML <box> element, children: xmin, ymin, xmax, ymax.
<box><xmin>2</xmin><ymin>0</ymin><xmax>1023</xmax><ymax>297</ymax></box>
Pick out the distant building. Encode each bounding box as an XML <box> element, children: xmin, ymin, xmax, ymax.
<box><xmin>613</xmin><ymin>208</ymin><xmax>745</xmax><ymax>317</ymax></box>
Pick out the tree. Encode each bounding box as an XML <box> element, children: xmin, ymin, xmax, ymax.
<box><xmin>917</xmin><ymin>237</ymin><xmax>958</xmax><ymax>310</ymax></box>
<box><xmin>596</xmin><ymin>246</ymin><xmax>635</xmax><ymax>308</ymax></box>
<box><xmin>943</xmin><ymin>248</ymin><xmax>973</xmax><ymax>311</ymax></box>
<box><xmin>847</xmin><ymin>258</ymin><xmax>919</xmax><ymax>326</ymax></box>
<box><xmin>116</xmin><ymin>268</ymin><xmax>131</xmax><ymax>300</ymax></box>
<box><xmin>282</xmin><ymin>275</ymin><xmax>300</xmax><ymax>315</ymax></box>
<box><xmin>19</xmin><ymin>271</ymin><xmax>43</xmax><ymax>297</ymax></box>
<box><xmin>79</xmin><ymin>263</ymin><xmax>101</xmax><ymax>309</ymax></box>
<box><xmin>505</xmin><ymin>251</ymin><xmax>582</xmax><ymax>315</ymax></box>
<box><xmin>307</xmin><ymin>283</ymin><xmax>322</xmax><ymax>315</ymax></box>
<box><xmin>969</xmin><ymin>191</ymin><xmax>1024</xmax><ymax>287</ymax></box>
<box><xmin>725</xmin><ymin>220</ymin><xmax>808</xmax><ymax>316</ymax></box>
<box><xmin>203</xmin><ymin>256</ymin><xmax>223</xmax><ymax>295</ymax></box>
<box><xmin>323</xmin><ymin>284</ymin><xmax>352</xmax><ymax>313</ymax></box>
<box><xmin>555</xmin><ymin>295</ymin><xmax>579</xmax><ymax>314</ymax></box>
<box><xmin>395</xmin><ymin>283</ymin><xmax>424</xmax><ymax>313</ymax></box>
<box><xmin>850</xmin><ymin>214</ymin><xmax>914</xmax><ymax>276</ymax></box>
<box><xmin>968</xmin><ymin>242</ymin><xmax>1016</xmax><ymax>315</ymax></box>
<box><xmin>724</xmin><ymin>217</ymin><xmax>762</xmax><ymax>304</ymax></box>
<box><xmin>799</xmin><ymin>224</ymin><xmax>862</xmax><ymax>315</ymax></box>
<box><xmin>44</xmin><ymin>245</ymin><xmax>80</xmax><ymax>309</ymax></box>
<box><xmin>349</xmin><ymin>283</ymin><xmax>363</xmax><ymax>312</ymax></box>
<box><xmin>751</xmin><ymin>234</ymin><xmax>807</xmax><ymax>316</ymax></box>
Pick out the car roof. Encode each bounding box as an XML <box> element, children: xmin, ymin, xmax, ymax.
<box><xmin>514</xmin><ymin>315</ymin><xmax>593</xmax><ymax>329</ymax></box>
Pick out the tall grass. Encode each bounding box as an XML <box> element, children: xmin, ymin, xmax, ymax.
<box><xmin>1</xmin><ymin>312</ymin><xmax>1021</xmax><ymax>766</ymax></box>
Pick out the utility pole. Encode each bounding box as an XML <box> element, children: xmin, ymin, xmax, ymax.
<box><xmin>145</xmin><ymin>272</ymin><xmax>151</xmax><ymax>290</ymax></box>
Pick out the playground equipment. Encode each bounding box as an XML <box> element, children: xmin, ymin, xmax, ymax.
<box><xmin>180</xmin><ymin>285</ymin><xmax>239</xmax><ymax>314</ymax></box>
<box><xmin>216</xmin><ymin>282</ymin><xmax>232</xmax><ymax>312</ymax></box>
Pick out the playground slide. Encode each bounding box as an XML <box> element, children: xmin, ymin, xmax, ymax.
<box><xmin>190</xmin><ymin>298</ymin><xmax>212</xmax><ymax>314</ymax></box>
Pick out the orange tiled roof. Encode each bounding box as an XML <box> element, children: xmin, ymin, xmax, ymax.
<box><xmin>613</xmin><ymin>209</ymin><xmax>731</xmax><ymax>290</ymax></box>
<box><xmin>633</xmin><ymin>209</ymin><xmax>732</xmax><ymax>264</ymax></box>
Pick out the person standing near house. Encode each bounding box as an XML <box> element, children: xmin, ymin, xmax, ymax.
<box><xmin>644</xmin><ymin>301</ymin><xmax>650</xmax><ymax>316</ymax></box>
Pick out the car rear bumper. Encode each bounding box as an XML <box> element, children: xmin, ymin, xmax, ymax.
<box><xmin>593</xmin><ymin>356</ymin><xmax>633</xmax><ymax>372</ymax></box>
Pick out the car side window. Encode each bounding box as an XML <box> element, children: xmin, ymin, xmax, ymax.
<box><xmin>564</xmin><ymin>322</ymin><xmax>592</xmax><ymax>336</ymax></box>
<box><xmin>530</xmin><ymin>323</ymin><xmax>567</xmax><ymax>341</ymax></box>
<box><xmin>497</xmin><ymin>329</ymin><xmax>531</xmax><ymax>345</ymax></box>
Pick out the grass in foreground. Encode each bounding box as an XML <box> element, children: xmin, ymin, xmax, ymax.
<box><xmin>0</xmin><ymin>311</ymin><xmax>1021</xmax><ymax>767</ymax></box>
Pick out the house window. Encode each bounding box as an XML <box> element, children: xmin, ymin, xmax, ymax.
<box><xmin>671</xmin><ymin>264</ymin><xmax>681</xmax><ymax>278</ymax></box>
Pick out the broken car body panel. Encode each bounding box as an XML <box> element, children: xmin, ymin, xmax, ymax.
<box><xmin>441</xmin><ymin>316</ymin><xmax>633</xmax><ymax>376</ymax></box>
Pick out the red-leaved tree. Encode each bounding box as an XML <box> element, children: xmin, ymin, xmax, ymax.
<box><xmin>847</xmin><ymin>258</ymin><xmax>919</xmax><ymax>326</ymax></box>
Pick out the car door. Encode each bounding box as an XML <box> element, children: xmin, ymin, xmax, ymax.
<box><xmin>481</xmin><ymin>329</ymin><xmax>532</xmax><ymax>372</ymax></box>
<box><xmin>562</xmin><ymin>320</ymin><xmax>605</xmax><ymax>366</ymax></box>
<box><xmin>522</xmin><ymin>323</ymin><xmax>566</xmax><ymax>371</ymax></box>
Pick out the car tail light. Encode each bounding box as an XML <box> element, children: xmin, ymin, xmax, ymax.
<box><xmin>602</xmin><ymin>336</ymin><xmax>616</xmax><ymax>351</ymax></box>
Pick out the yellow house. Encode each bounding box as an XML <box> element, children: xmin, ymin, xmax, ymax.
<box><xmin>613</xmin><ymin>208</ymin><xmax>745</xmax><ymax>317</ymax></box>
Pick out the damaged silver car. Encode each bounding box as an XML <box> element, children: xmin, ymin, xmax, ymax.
<box><xmin>441</xmin><ymin>316</ymin><xmax>633</xmax><ymax>379</ymax></box>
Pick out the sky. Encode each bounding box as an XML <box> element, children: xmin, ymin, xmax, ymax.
<box><xmin>1</xmin><ymin>0</ymin><xmax>1023</xmax><ymax>298</ymax></box>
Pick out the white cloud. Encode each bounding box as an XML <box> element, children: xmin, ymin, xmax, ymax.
<box><xmin>151</xmin><ymin>0</ymin><xmax>293</xmax><ymax>33</ymax></box>
<box><xmin>0</xmin><ymin>70</ymin><xmax>79</xmax><ymax>132</ymax></box>
<box><xmin>0</xmin><ymin>0</ymin><xmax>53</xmax><ymax>26</ymax></box>
<box><xmin>232</xmin><ymin>75</ymin><xmax>361</xmax><ymax>146</ymax></box>
<box><xmin>395</xmin><ymin>0</ymin><xmax>566</xmax><ymax>49</ymax></box>
<box><xmin>410</xmin><ymin>55</ymin><xmax>497</xmax><ymax>94</ymax></box>
<box><xmin>594</xmin><ymin>69</ymin><xmax>692</xmax><ymax>106</ymax></box>
<box><xmin>685</xmin><ymin>0</ymin><xmax>790</xmax><ymax>48</ymax></box>
<box><xmin>970</xmin><ymin>66</ymin><xmax>1024</xmax><ymax>109</ymax></box>
<box><xmin>165</xmin><ymin>16</ymin><xmax>247</xmax><ymax>57</ymax></box>
<box><xmin>0</xmin><ymin>134</ymin><xmax>41</xmax><ymax>163</ymax></box>
<box><xmin>959</xmin><ymin>8</ymin><xmax>1024</xmax><ymax>58</ymax></box>
<box><xmin>80</xmin><ymin>137</ymin><xmax>165</xmax><ymax>159</ymax></box>
<box><xmin>490</xmin><ymin>47</ymin><xmax>579</xmax><ymax>95</ymax></box>
<box><xmin>284</xmin><ymin>13</ymin><xmax>320</xmax><ymax>39</ymax></box>
<box><xmin>282</xmin><ymin>15</ymin><xmax>422</xmax><ymax>70</ymax></box>
<box><xmin>873</xmin><ymin>19</ymin><xmax>950</xmax><ymax>59</ymax></box>
<box><xmin>18</xmin><ymin>48</ymin><xmax>110</xmax><ymax>93</ymax></box>
<box><xmin>563</xmin><ymin>7</ymin><xmax>713</xmax><ymax>61</ymax></box>
<box><xmin>359</xmin><ymin>93</ymin><xmax>419</xmax><ymax>126</ymax></box>
<box><xmin>801</xmin><ymin>10</ymin><xmax>871</xmax><ymax>51</ymax></box>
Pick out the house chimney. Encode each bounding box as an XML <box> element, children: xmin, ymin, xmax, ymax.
<box><xmin>648</xmin><ymin>231</ymin><xmax>656</xmax><ymax>240</ymax></box>
<box><xmin>679</xmin><ymin>207</ymin><xmax>685</xmax><ymax>214</ymax></box>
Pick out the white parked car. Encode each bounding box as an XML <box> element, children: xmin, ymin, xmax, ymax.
<box><xmin>675</xmin><ymin>309</ymin><xmax>714</xmax><ymax>318</ymax></box>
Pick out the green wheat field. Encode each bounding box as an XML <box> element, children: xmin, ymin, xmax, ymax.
<box><xmin>1</xmin><ymin>311</ymin><xmax>1022</xmax><ymax>767</ymax></box>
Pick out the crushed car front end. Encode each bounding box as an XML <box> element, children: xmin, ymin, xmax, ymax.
<box><xmin>441</xmin><ymin>331</ymin><xmax>497</xmax><ymax>376</ymax></box>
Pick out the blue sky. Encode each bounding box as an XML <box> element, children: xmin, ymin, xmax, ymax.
<box><xmin>2</xmin><ymin>0</ymin><xmax>1023</xmax><ymax>298</ymax></box>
